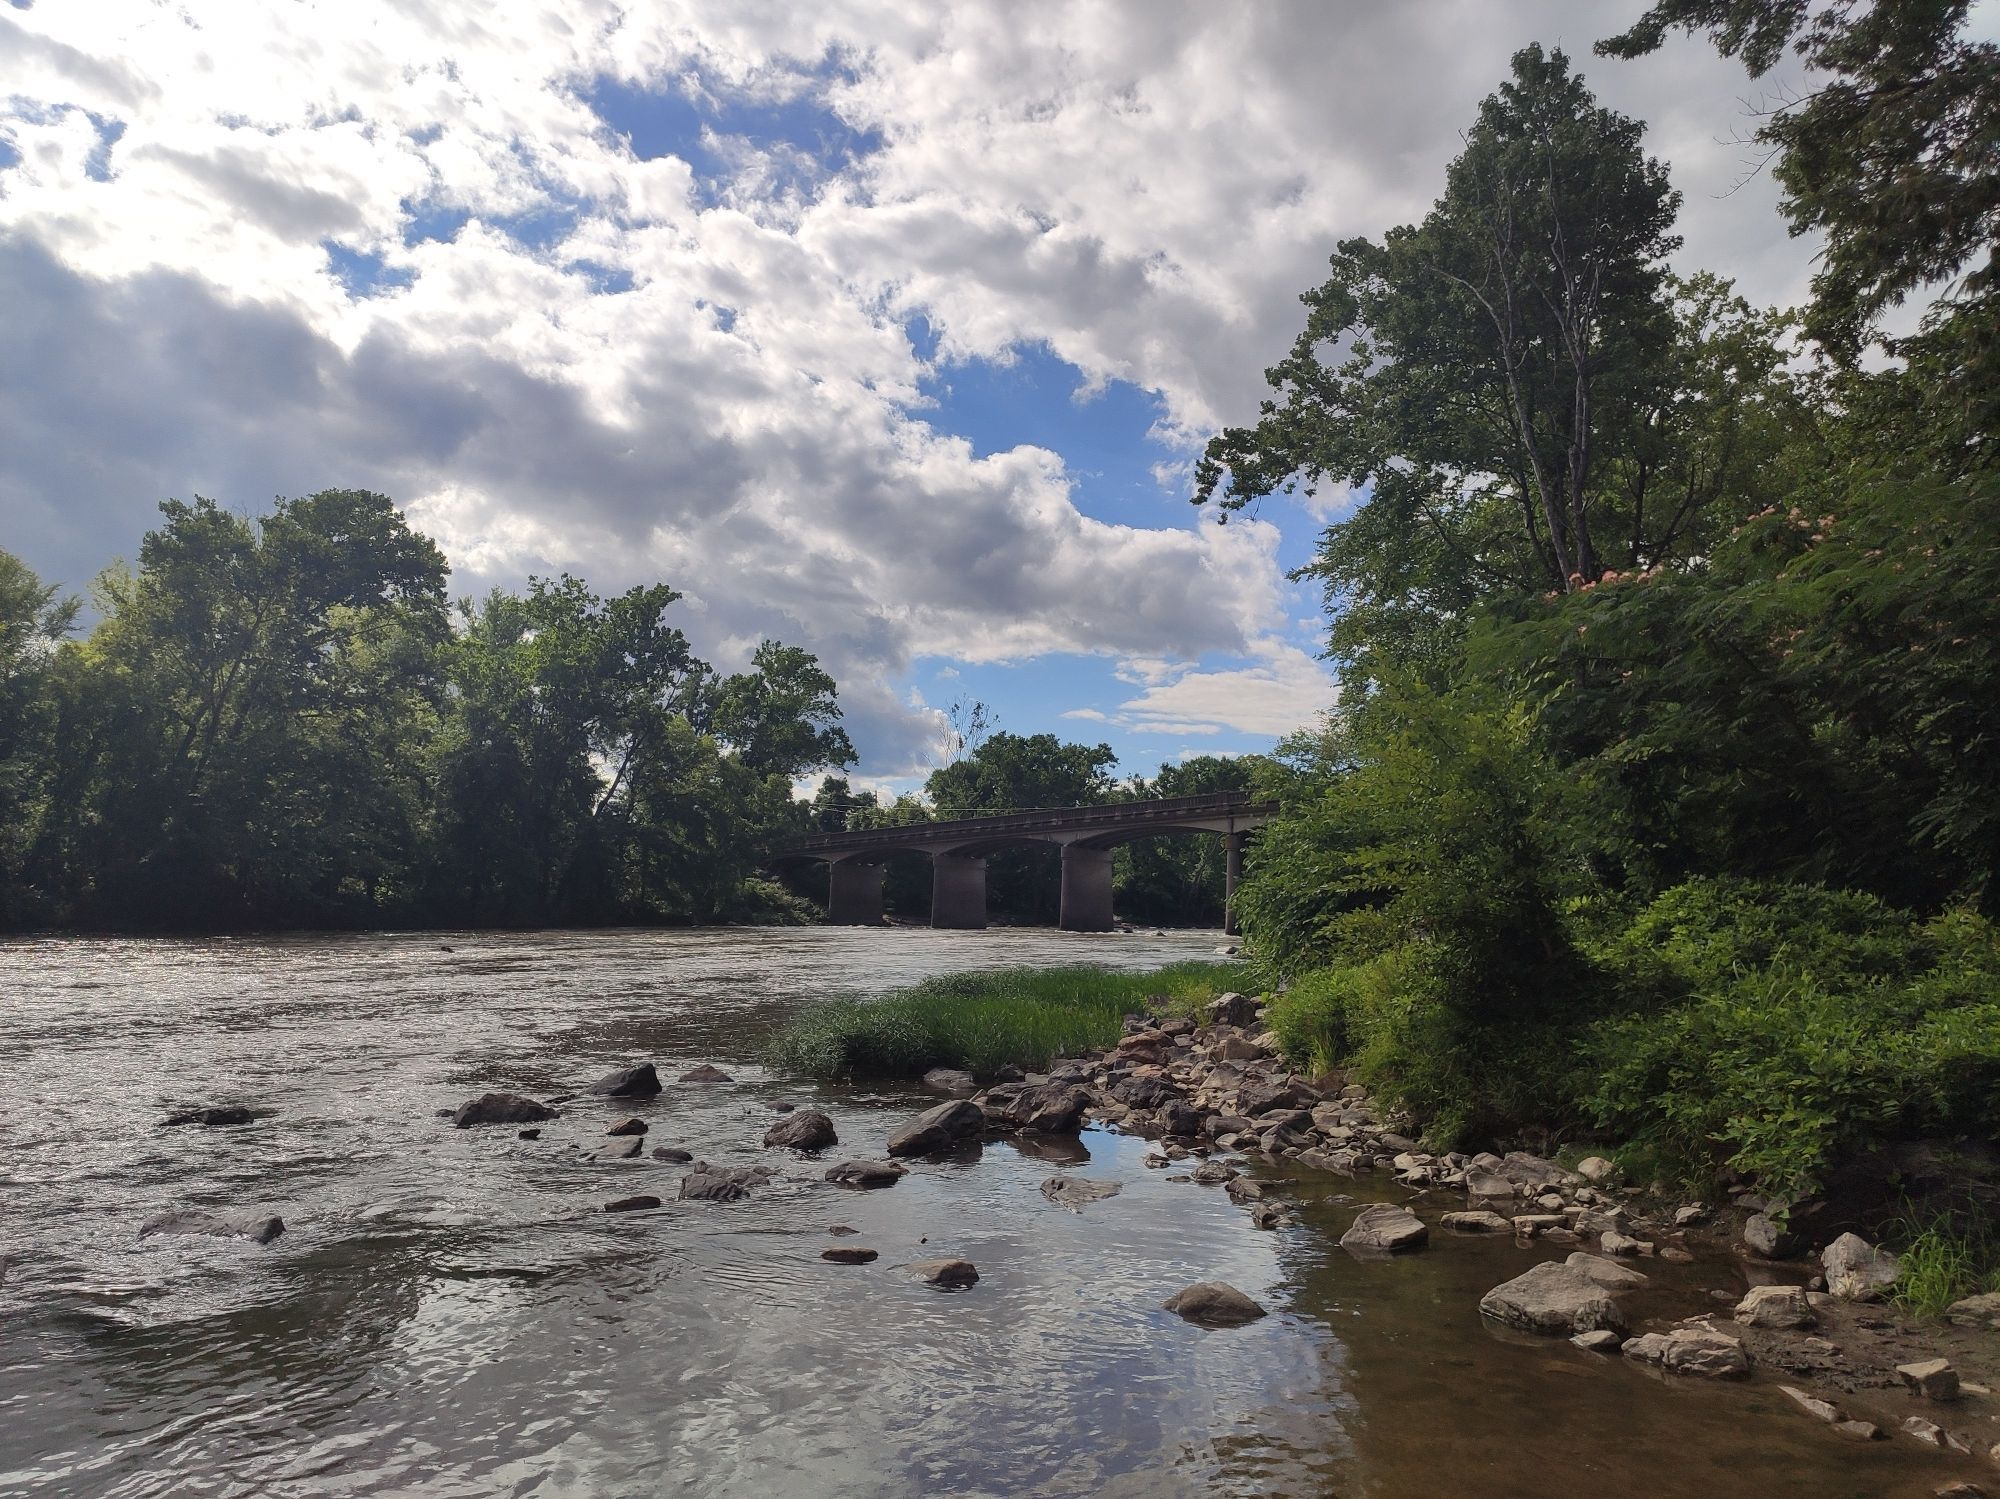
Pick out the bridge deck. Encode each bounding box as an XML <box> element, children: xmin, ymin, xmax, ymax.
<box><xmin>792</xmin><ymin>789</ymin><xmax>1276</xmax><ymax>855</ymax></box>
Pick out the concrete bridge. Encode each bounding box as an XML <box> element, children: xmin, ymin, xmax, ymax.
<box><xmin>780</xmin><ymin>790</ymin><xmax>1276</xmax><ymax>933</ymax></box>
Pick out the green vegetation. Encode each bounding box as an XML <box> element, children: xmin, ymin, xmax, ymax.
<box><xmin>1888</xmin><ymin>1206</ymin><xmax>2000</xmax><ymax>1321</ymax></box>
<box><xmin>770</xmin><ymin>962</ymin><xmax>1237</xmax><ymax>1081</ymax></box>
<box><xmin>0</xmin><ymin>493</ymin><xmax>852</xmax><ymax>930</ymax></box>
<box><xmin>1207</xmin><ymin>25</ymin><xmax>2000</xmax><ymax>1206</ymax></box>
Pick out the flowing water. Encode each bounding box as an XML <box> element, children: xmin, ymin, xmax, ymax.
<box><xmin>0</xmin><ymin>929</ymin><xmax>1973</xmax><ymax>1497</ymax></box>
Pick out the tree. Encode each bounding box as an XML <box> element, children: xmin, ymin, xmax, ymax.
<box><xmin>710</xmin><ymin>640</ymin><xmax>855</xmax><ymax>781</ymax></box>
<box><xmin>1113</xmin><ymin>755</ymin><xmax>1259</xmax><ymax>926</ymax></box>
<box><xmin>0</xmin><ymin>550</ymin><xmax>76</xmax><ymax>924</ymax></box>
<box><xmin>1198</xmin><ymin>47</ymin><xmax>1687</xmax><ymax>615</ymax></box>
<box><xmin>924</xmin><ymin>732</ymin><xmax>1117</xmax><ymax>922</ymax></box>
<box><xmin>1602</xmin><ymin>1</ymin><xmax>2000</xmax><ymax>458</ymax></box>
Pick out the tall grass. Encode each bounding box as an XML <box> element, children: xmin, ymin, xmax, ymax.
<box><xmin>1888</xmin><ymin>1206</ymin><xmax>2000</xmax><ymax>1319</ymax></box>
<box><xmin>769</xmin><ymin>962</ymin><xmax>1241</xmax><ymax>1081</ymax></box>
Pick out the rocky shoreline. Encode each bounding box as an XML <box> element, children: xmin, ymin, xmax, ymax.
<box><xmin>156</xmin><ymin>986</ymin><xmax>2000</xmax><ymax>1493</ymax></box>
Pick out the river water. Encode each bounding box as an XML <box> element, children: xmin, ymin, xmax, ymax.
<box><xmin>0</xmin><ymin>928</ymin><xmax>1971</xmax><ymax>1498</ymax></box>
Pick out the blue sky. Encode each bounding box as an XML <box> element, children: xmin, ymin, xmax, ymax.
<box><xmin>0</xmin><ymin>2</ymin><xmax>1803</xmax><ymax>791</ymax></box>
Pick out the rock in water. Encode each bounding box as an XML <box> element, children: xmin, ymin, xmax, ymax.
<box><xmin>651</xmin><ymin>1146</ymin><xmax>694</xmax><ymax>1163</ymax></box>
<box><xmin>1564</xmin><ymin>1252</ymin><xmax>1649</xmax><ymax>1291</ymax></box>
<box><xmin>909</xmin><ymin>1257</ymin><xmax>979</xmax><ymax>1288</ymax></box>
<box><xmin>922</xmin><ymin>1068</ymin><xmax>978</xmax><ymax>1096</ymax></box>
<box><xmin>885</xmin><ymin>1099</ymin><xmax>985</xmax><ymax>1157</ymax></box>
<box><xmin>824</xmin><ymin>1160</ymin><xmax>907</xmax><ymax>1188</ymax></box>
<box><xmin>161</xmin><ymin>1105</ymin><xmax>253</xmax><ymax>1127</ymax></box>
<box><xmin>994</xmin><ymin>1083</ymin><xmax>1088</xmax><ymax>1134</ymax></box>
<box><xmin>677</xmin><ymin>1163</ymin><xmax>774</xmax><ymax>1201</ymax></box>
<box><xmin>763</xmin><ymin>1109</ymin><xmax>838</xmax><ymax>1151</ymax></box>
<box><xmin>1040</xmin><ymin>1176</ymin><xmax>1122</xmax><ymax>1211</ymax></box>
<box><xmin>1478</xmin><ymin>1262</ymin><xmax>1628</xmax><ymax>1336</ymax></box>
<box><xmin>139</xmin><ymin>1209</ymin><xmax>286</xmax><ymax>1245</ymax></box>
<box><xmin>603</xmin><ymin>1195</ymin><xmax>661</xmax><ymax>1213</ymax></box>
<box><xmin>593</xmin><ymin>1137</ymin><xmax>643</xmax><ymax>1161</ymax></box>
<box><xmin>1339</xmin><ymin>1203</ymin><xmax>1428</xmax><ymax>1255</ymax></box>
<box><xmin>1441</xmin><ymin>1210</ymin><xmax>1513</xmax><ymax>1234</ymax></box>
<box><xmin>606</xmin><ymin>1117</ymin><xmax>648</xmax><ymax>1137</ymax></box>
<box><xmin>1622</xmin><ymin>1325</ymin><xmax>1751</xmax><ymax>1379</ymax></box>
<box><xmin>587</xmin><ymin>1063</ymin><xmax>662</xmax><ymax>1098</ymax></box>
<box><xmin>678</xmin><ymin>1065</ymin><xmax>732</xmax><ymax>1083</ymax></box>
<box><xmin>453</xmin><ymin>1092</ymin><xmax>558</xmax><ymax>1128</ymax></box>
<box><xmin>822</xmin><ymin>1246</ymin><xmax>878</xmax><ymax>1264</ymax></box>
<box><xmin>1164</xmin><ymin>1281</ymin><xmax>1267</xmax><ymax>1327</ymax></box>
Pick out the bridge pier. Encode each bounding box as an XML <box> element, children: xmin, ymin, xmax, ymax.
<box><xmin>930</xmin><ymin>853</ymin><xmax>988</xmax><ymax>929</ymax></box>
<box><xmin>1224</xmin><ymin>831</ymin><xmax>1245</xmax><ymax>936</ymax></box>
<box><xmin>826</xmin><ymin>858</ymin><xmax>885</xmax><ymax>925</ymax></box>
<box><xmin>1058</xmin><ymin>844</ymin><xmax>1114</xmax><ymax>932</ymax></box>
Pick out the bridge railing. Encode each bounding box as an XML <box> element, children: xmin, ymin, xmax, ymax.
<box><xmin>792</xmin><ymin>789</ymin><xmax>1275</xmax><ymax>854</ymax></box>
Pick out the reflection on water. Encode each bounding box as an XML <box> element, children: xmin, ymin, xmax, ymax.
<box><xmin>0</xmin><ymin>928</ymin><xmax>1971</xmax><ymax>1498</ymax></box>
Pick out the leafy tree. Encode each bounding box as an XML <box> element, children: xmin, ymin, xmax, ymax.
<box><xmin>1602</xmin><ymin>0</ymin><xmax>2000</xmax><ymax>444</ymax></box>
<box><xmin>711</xmin><ymin>640</ymin><xmax>855</xmax><ymax>781</ymax></box>
<box><xmin>0</xmin><ymin>550</ymin><xmax>76</xmax><ymax>924</ymax></box>
<box><xmin>1113</xmin><ymin>754</ymin><xmax>1259</xmax><ymax>926</ymax></box>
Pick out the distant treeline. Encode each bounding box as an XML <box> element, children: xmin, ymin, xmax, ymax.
<box><xmin>0</xmin><ymin>492</ymin><xmax>856</xmax><ymax>930</ymax></box>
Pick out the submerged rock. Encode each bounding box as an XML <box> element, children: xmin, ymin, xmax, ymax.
<box><xmin>678</xmin><ymin>1065</ymin><xmax>732</xmax><ymax>1083</ymax></box>
<box><xmin>1040</xmin><ymin>1176</ymin><xmax>1122</xmax><ymax>1211</ymax></box>
<box><xmin>651</xmin><ymin>1146</ymin><xmax>694</xmax><ymax>1163</ymax></box>
<box><xmin>678</xmin><ymin>1163</ymin><xmax>774</xmax><ymax>1202</ymax></box>
<box><xmin>453</xmin><ymin>1092</ymin><xmax>558</xmax><ymax>1128</ymax></box>
<box><xmin>1478</xmin><ymin>1262</ymin><xmax>1627</xmax><ymax>1336</ymax></box>
<box><xmin>606</xmin><ymin>1117</ymin><xmax>648</xmax><ymax>1137</ymax></box>
<box><xmin>763</xmin><ymin>1109</ymin><xmax>838</xmax><ymax>1152</ymax></box>
<box><xmin>885</xmin><ymin>1099</ymin><xmax>984</xmax><ymax>1157</ymax></box>
<box><xmin>1340</xmin><ymin>1203</ymin><xmax>1428</xmax><ymax>1255</ymax></box>
<box><xmin>588</xmin><ymin>1063</ymin><xmax>662</xmax><ymax>1098</ymax></box>
<box><xmin>1164</xmin><ymin>1281</ymin><xmax>1267</xmax><ymax>1327</ymax></box>
<box><xmin>139</xmin><ymin>1208</ymin><xmax>285</xmax><ymax>1245</ymax></box>
<box><xmin>922</xmin><ymin>1068</ymin><xmax>977</xmax><ymax>1097</ymax></box>
<box><xmin>909</xmin><ymin>1257</ymin><xmax>979</xmax><ymax>1288</ymax></box>
<box><xmin>603</xmin><ymin>1195</ymin><xmax>661</xmax><ymax>1213</ymax></box>
<box><xmin>822</xmin><ymin>1246</ymin><xmax>878</xmax><ymax>1264</ymax></box>
<box><xmin>1622</xmin><ymin>1325</ymin><xmax>1751</xmax><ymax>1379</ymax></box>
<box><xmin>825</xmin><ymin>1159</ymin><xmax>906</xmax><ymax>1188</ymax></box>
<box><xmin>593</xmin><ymin>1137</ymin><xmax>644</xmax><ymax>1161</ymax></box>
<box><xmin>161</xmin><ymin>1105</ymin><xmax>253</xmax><ymax>1128</ymax></box>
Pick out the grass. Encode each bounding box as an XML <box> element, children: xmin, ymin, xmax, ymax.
<box><xmin>1888</xmin><ymin>1206</ymin><xmax>2000</xmax><ymax>1320</ymax></box>
<box><xmin>769</xmin><ymin>962</ymin><xmax>1242</xmax><ymax>1081</ymax></box>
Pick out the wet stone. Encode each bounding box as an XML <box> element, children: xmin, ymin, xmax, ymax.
<box><xmin>1164</xmin><ymin>1281</ymin><xmax>1267</xmax><ymax>1327</ymax></box>
<box><xmin>606</xmin><ymin>1117</ymin><xmax>648</xmax><ymax>1137</ymax></box>
<box><xmin>650</xmin><ymin>1146</ymin><xmax>693</xmax><ymax>1163</ymax></box>
<box><xmin>679</xmin><ymin>1065</ymin><xmax>732</xmax><ymax>1083</ymax></box>
<box><xmin>764</xmin><ymin>1109</ymin><xmax>838</xmax><ymax>1152</ymax></box>
<box><xmin>453</xmin><ymin>1092</ymin><xmax>558</xmax><ymax>1128</ymax></box>
<box><xmin>909</xmin><ymin>1257</ymin><xmax>979</xmax><ymax>1288</ymax></box>
<box><xmin>604</xmin><ymin>1195</ymin><xmax>661</xmax><ymax>1213</ymax></box>
<box><xmin>588</xmin><ymin>1064</ymin><xmax>662</xmax><ymax>1098</ymax></box>
<box><xmin>1040</xmin><ymin>1176</ymin><xmax>1121</xmax><ymax>1211</ymax></box>
<box><xmin>822</xmin><ymin>1246</ymin><xmax>878</xmax><ymax>1264</ymax></box>
<box><xmin>162</xmin><ymin>1105</ymin><xmax>253</xmax><ymax>1128</ymax></box>
<box><xmin>825</xmin><ymin>1159</ymin><xmax>906</xmax><ymax>1188</ymax></box>
<box><xmin>139</xmin><ymin>1208</ymin><xmax>285</xmax><ymax>1245</ymax></box>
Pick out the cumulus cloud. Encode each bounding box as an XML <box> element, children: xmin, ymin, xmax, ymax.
<box><xmin>0</xmin><ymin>1</ymin><xmax>1801</xmax><ymax>774</ymax></box>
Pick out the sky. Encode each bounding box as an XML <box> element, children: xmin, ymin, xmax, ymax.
<box><xmin>0</xmin><ymin>1</ymin><xmax>1826</xmax><ymax>792</ymax></box>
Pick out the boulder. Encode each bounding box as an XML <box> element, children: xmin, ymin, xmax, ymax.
<box><xmin>1623</xmin><ymin>1325</ymin><xmax>1751</xmax><ymax>1379</ymax></box>
<box><xmin>678</xmin><ymin>1065</ymin><xmax>732</xmax><ymax>1083</ymax></box>
<box><xmin>1442</xmin><ymin>1210</ymin><xmax>1513</xmax><ymax>1234</ymax></box>
<box><xmin>678</xmin><ymin>1163</ymin><xmax>773</xmax><ymax>1202</ymax></box>
<box><xmin>1576</xmin><ymin>1156</ymin><xmax>1618</xmax><ymax>1183</ymax></box>
<box><xmin>1040</xmin><ymin>1176</ymin><xmax>1122</xmax><ymax>1211</ymax></box>
<box><xmin>603</xmin><ymin>1194</ymin><xmax>661</xmax><ymax>1213</ymax></box>
<box><xmin>606</xmin><ymin>1117</ymin><xmax>648</xmax><ymax>1137</ymax></box>
<box><xmin>825</xmin><ymin>1159</ymin><xmax>906</xmax><ymax>1188</ymax></box>
<box><xmin>453</xmin><ymin>1092</ymin><xmax>558</xmax><ymax>1128</ymax></box>
<box><xmin>1478</xmin><ymin>1262</ymin><xmax>1628</xmax><ymax>1336</ymax></box>
<box><xmin>139</xmin><ymin>1208</ymin><xmax>285</xmax><ymax>1245</ymax></box>
<box><xmin>1211</xmin><ymin>1035</ymin><xmax>1267</xmax><ymax>1062</ymax></box>
<box><xmin>1340</xmin><ymin>1203</ymin><xmax>1428</xmax><ymax>1255</ymax></box>
<box><xmin>1572</xmin><ymin>1329</ymin><xmax>1623</xmax><ymax>1352</ymax></box>
<box><xmin>1497</xmin><ymin>1151</ymin><xmax>1566</xmax><ymax>1188</ymax></box>
<box><xmin>1600</xmin><ymin>1230</ymin><xmax>1653</xmax><ymax>1258</ymax></box>
<box><xmin>995</xmin><ymin>1083</ymin><xmax>1088</xmax><ymax>1134</ymax></box>
<box><xmin>1946</xmin><ymin>1291</ymin><xmax>2000</xmax><ymax>1329</ymax></box>
<box><xmin>593</xmin><ymin>1136</ymin><xmax>643</xmax><ymax>1161</ymax></box>
<box><xmin>1464</xmin><ymin>1168</ymin><xmax>1516</xmax><ymax>1209</ymax></box>
<box><xmin>1897</xmin><ymin>1358</ymin><xmax>1960</xmax><ymax>1402</ymax></box>
<box><xmin>1734</xmin><ymin>1283</ymin><xmax>1815</xmax><ymax>1329</ymax></box>
<box><xmin>1189</xmin><ymin>1160</ymin><xmax>1240</xmax><ymax>1186</ymax></box>
<box><xmin>651</xmin><ymin>1146</ymin><xmax>694</xmax><ymax>1163</ymax></box>
<box><xmin>885</xmin><ymin>1099</ymin><xmax>985</xmax><ymax>1157</ymax></box>
<box><xmin>162</xmin><ymin>1105</ymin><xmax>254</xmax><ymax>1127</ymax></box>
<box><xmin>1823</xmin><ymin>1232</ymin><xmax>1899</xmax><ymax>1300</ymax></box>
<box><xmin>922</xmin><ymin>1068</ymin><xmax>978</xmax><ymax>1097</ymax></box>
<box><xmin>909</xmin><ymin>1257</ymin><xmax>979</xmax><ymax>1288</ymax></box>
<box><xmin>1237</xmin><ymin>1078</ymin><xmax>1309</xmax><ymax>1116</ymax></box>
<box><xmin>1207</xmin><ymin>992</ymin><xmax>1260</xmax><ymax>1027</ymax></box>
<box><xmin>1743</xmin><ymin>1211</ymin><xmax>1800</xmax><ymax>1258</ymax></box>
<box><xmin>1564</xmin><ymin>1252</ymin><xmax>1649</xmax><ymax>1291</ymax></box>
<box><xmin>1164</xmin><ymin>1280</ymin><xmax>1267</xmax><ymax>1327</ymax></box>
<box><xmin>763</xmin><ymin>1109</ymin><xmax>838</xmax><ymax>1151</ymax></box>
<box><xmin>821</xmin><ymin>1246</ymin><xmax>878</xmax><ymax>1264</ymax></box>
<box><xmin>588</xmin><ymin>1063</ymin><xmax>662</xmax><ymax>1097</ymax></box>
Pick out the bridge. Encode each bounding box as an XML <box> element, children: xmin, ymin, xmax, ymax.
<box><xmin>779</xmin><ymin>790</ymin><xmax>1277</xmax><ymax>933</ymax></box>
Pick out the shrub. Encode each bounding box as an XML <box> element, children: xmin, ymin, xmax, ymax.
<box><xmin>1584</xmin><ymin>881</ymin><xmax>2000</xmax><ymax>1200</ymax></box>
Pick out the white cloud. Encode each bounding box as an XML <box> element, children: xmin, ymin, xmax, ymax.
<box><xmin>0</xmin><ymin>1</ymin><xmax>1805</xmax><ymax>775</ymax></box>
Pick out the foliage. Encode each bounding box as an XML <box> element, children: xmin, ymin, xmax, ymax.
<box><xmin>1112</xmin><ymin>754</ymin><xmax>1260</xmax><ymax>926</ymax></box>
<box><xmin>1885</xmin><ymin>1203</ymin><xmax>2000</xmax><ymax>1320</ymax></box>
<box><xmin>2</xmin><ymin>494</ymin><xmax>854</xmax><ymax>931</ymax></box>
<box><xmin>1582</xmin><ymin>882</ymin><xmax>2000</xmax><ymax>1200</ymax></box>
<box><xmin>769</xmin><ymin>962</ymin><xmax>1238</xmax><ymax>1081</ymax></box>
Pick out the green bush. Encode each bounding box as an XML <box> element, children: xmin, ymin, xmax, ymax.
<box><xmin>1584</xmin><ymin>881</ymin><xmax>2000</xmax><ymax>1200</ymax></box>
<box><xmin>1887</xmin><ymin>1206</ymin><xmax>2000</xmax><ymax>1320</ymax></box>
<box><xmin>769</xmin><ymin>962</ymin><xmax>1237</xmax><ymax>1081</ymax></box>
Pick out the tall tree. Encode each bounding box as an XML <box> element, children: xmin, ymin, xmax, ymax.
<box><xmin>925</xmin><ymin>732</ymin><xmax>1117</xmax><ymax>923</ymax></box>
<box><xmin>0</xmin><ymin>550</ymin><xmax>76</xmax><ymax>925</ymax></box>
<box><xmin>710</xmin><ymin>640</ymin><xmax>856</xmax><ymax>781</ymax></box>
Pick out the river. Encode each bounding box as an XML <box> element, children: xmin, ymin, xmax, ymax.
<box><xmin>0</xmin><ymin>928</ymin><xmax>1968</xmax><ymax>1497</ymax></box>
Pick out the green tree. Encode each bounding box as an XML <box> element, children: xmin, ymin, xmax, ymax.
<box><xmin>1113</xmin><ymin>754</ymin><xmax>1259</xmax><ymax>926</ymax></box>
<box><xmin>925</xmin><ymin>731</ymin><xmax>1117</xmax><ymax>922</ymax></box>
<box><xmin>711</xmin><ymin>640</ymin><xmax>856</xmax><ymax>781</ymax></box>
<box><xmin>0</xmin><ymin>550</ymin><xmax>76</xmax><ymax>924</ymax></box>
